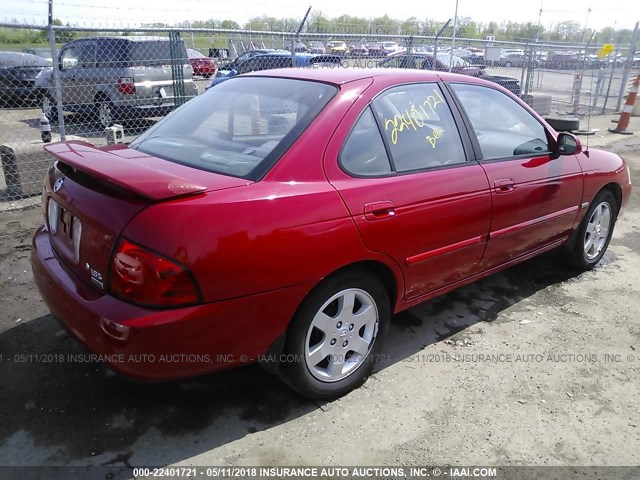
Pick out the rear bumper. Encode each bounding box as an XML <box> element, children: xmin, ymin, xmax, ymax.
<box><xmin>31</xmin><ymin>227</ymin><xmax>308</xmax><ymax>382</ymax></box>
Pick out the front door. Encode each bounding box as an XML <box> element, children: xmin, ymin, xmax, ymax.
<box><xmin>449</xmin><ymin>83</ymin><xmax>583</xmax><ymax>268</ymax></box>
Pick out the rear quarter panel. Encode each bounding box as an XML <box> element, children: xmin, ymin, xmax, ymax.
<box><xmin>122</xmin><ymin>181</ymin><xmax>370</xmax><ymax>302</ymax></box>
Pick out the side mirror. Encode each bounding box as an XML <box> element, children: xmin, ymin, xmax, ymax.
<box><xmin>229</xmin><ymin>69</ymin><xmax>238</xmax><ymax>77</ymax></box>
<box><xmin>555</xmin><ymin>132</ymin><xmax>582</xmax><ymax>156</ymax></box>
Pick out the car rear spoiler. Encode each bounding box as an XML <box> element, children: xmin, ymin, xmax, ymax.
<box><xmin>44</xmin><ymin>141</ymin><xmax>207</xmax><ymax>201</ymax></box>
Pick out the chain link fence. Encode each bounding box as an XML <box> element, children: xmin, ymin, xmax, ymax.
<box><xmin>1</xmin><ymin>22</ymin><xmax>638</xmax><ymax>202</ymax></box>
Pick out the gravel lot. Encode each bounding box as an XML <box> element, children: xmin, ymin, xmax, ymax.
<box><xmin>0</xmin><ymin>115</ymin><xmax>638</xmax><ymax>479</ymax></box>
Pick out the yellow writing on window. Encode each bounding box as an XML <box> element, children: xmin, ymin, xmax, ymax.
<box><xmin>426</xmin><ymin>128</ymin><xmax>444</xmax><ymax>148</ymax></box>
<box><xmin>383</xmin><ymin>89</ymin><xmax>446</xmax><ymax>145</ymax></box>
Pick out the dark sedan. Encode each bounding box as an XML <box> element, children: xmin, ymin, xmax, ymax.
<box><xmin>0</xmin><ymin>51</ymin><xmax>51</xmax><ymax>106</ymax></box>
<box><xmin>380</xmin><ymin>52</ymin><xmax>486</xmax><ymax>76</ymax></box>
<box><xmin>379</xmin><ymin>52</ymin><xmax>521</xmax><ymax>96</ymax></box>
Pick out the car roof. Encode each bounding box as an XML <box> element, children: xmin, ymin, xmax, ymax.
<box><xmin>68</xmin><ymin>36</ymin><xmax>170</xmax><ymax>43</ymax></box>
<box><xmin>250</xmin><ymin>52</ymin><xmax>326</xmax><ymax>59</ymax></box>
<box><xmin>0</xmin><ymin>50</ymin><xmax>51</xmax><ymax>67</ymax></box>
<box><xmin>244</xmin><ymin>67</ymin><xmax>443</xmax><ymax>85</ymax></box>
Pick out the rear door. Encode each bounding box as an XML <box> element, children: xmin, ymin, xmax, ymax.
<box><xmin>449</xmin><ymin>83</ymin><xmax>583</xmax><ymax>268</ymax></box>
<box><xmin>325</xmin><ymin>82</ymin><xmax>492</xmax><ymax>300</ymax></box>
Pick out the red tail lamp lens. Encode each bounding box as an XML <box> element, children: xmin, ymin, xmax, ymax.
<box><xmin>110</xmin><ymin>239</ymin><xmax>200</xmax><ymax>307</ymax></box>
<box><xmin>117</xmin><ymin>77</ymin><xmax>136</xmax><ymax>95</ymax></box>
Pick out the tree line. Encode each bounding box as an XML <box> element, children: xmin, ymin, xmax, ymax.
<box><xmin>173</xmin><ymin>13</ymin><xmax>636</xmax><ymax>44</ymax></box>
<box><xmin>1</xmin><ymin>13</ymin><xmax>637</xmax><ymax>47</ymax></box>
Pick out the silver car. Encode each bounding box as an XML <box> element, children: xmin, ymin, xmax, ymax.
<box><xmin>36</xmin><ymin>36</ymin><xmax>198</xmax><ymax>128</ymax></box>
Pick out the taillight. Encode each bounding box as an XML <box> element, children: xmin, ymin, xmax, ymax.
<box><xmin>109</xmin><ymin>239</ymin><xmax>200</xmax><ymax>307</ymax></box>
<box><xmin>117</xmin><ymin>77</ymin><xmax>136</xmax><ymax>95</ymax></box>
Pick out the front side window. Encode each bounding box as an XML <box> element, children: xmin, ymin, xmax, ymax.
<box><xmin>130</xmin><ymin>77</ymin><xmax>336</xmax><ymax>180</ymax></box>
<box><xmin>372</xmin><ymin>83</ymin><xmax>467</xmax><ymax>172</ymax></box>
<box><xmin>451</xmin><ymin>83</ymin><xmax>550</xmax><ymax>160</ymax></box>
<box><xmin>78</xmin><ymin>43</ymin><xmax>96</xmax><ymax>68</ymax></box>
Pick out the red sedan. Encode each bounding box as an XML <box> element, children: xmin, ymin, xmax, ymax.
<box><xmin>32</xmin><ymin>69</ymin><xmax>631</xmax><ymax>399</ymax></box>
<box><xmin>187</xmin><ymin>48</ymin><xmax>216</xmax><ymax>77</ymax></box>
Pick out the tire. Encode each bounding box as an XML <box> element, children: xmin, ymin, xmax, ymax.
<box><xmin>41</xmin><ymin>93</ymin><xmax>59</xmax><ymax>124</ymax></box>
<box><xmin>566</xmin><ymin>190</ymin><xmax>617</xmax><ymax>270</ymax></box>
<box><xmin>545</xmin><ymin>116</ymin><xmax>580</xmax><ymax>132</ymax></box>
<box><xmin>96</xmin><ymin>97</ymin><xmax>115</xmax><ymax>128</ymax></box>
<box><xmin>280</xmin><ymin>271</ymin><xmax>390</xmax><ymax>400</ymax></box>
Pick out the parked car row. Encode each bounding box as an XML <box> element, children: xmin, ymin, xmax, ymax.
<box><xmin>210</xmin><ymin>51</ymin><xmax>343</xmax><ymax>87</ymax></box>
<box><xmin>283</xmin><ymin>40</ymin><xmax>405</xmax><ymax>57</ymax></box>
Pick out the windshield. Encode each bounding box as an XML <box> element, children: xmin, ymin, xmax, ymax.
<box><xmin>435</xmin><ymin>54</ymin><xmax>469</xmax><ymax>68</ymax></box>
<box><xmin>130</xmin><ymin>77</ymin><xmax>337</xmax><ymax>180</ymax></box>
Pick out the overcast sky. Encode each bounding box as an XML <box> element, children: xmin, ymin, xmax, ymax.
<box><xmin>1</xmin><ymin>0</ymin><xmax>638</xmax><ymax>31</ymax></box>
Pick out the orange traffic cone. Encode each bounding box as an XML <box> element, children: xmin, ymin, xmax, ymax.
<box><xmin>609</xmin><ymin>73</ymin><xmax>640</xmax><ymax>135</ymax></box>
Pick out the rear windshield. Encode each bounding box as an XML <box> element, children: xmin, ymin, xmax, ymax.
<box><xmin>130</xmin><ymin>77</ymin><xmax>337</xmax><ymax>180</ymax></box>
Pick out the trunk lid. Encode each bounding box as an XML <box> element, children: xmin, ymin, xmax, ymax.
<box><xmin>43</xmin><ymin>141</ymin><xmax>251</xmax><ymax>292</ymax></box>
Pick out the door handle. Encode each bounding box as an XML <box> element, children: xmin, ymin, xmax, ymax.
<box><xmin>493</xmin><ymin>178</ymin><xmax>515</xmax><ymax>193</ymax></box>
<box><xmin>364</xmin><ymin>201</ymin><xmax>396</xmax><ymax>220</ymax></box>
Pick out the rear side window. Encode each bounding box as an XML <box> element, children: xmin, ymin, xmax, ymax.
<box><xmin>131</xmin><ymin>41</ymin><xmax>188</xmax><ymax>66</ymax></box>
<box><xmin>372</xmin><ymin>83</ymin><xmax>467</xmax><ymax>172</ymax></box>
<box><xmin>96</xmin><ymin>40</ymin><xmax>189</xmax><ymax>67</ymax></box>
<box><xmin>96</xmin><ymin>40</ymin><xmax>129</xmax><ymax>68</ymax></box>
<box><xmin>130</xmin><ymin>77</ymin><xmax>336</xmax><ymax>180</ymax></box>
<box><xmin>451</xmin><ymin>83</ymin><xmax>550</xmax><ymax>160</ymax></box>
<box><xmin>340</xmin><ymin>108</ymin><xmax>392</xmax><ymax>176</ymax></box>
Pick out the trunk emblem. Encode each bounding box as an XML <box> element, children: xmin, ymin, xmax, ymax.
<box><xmin>53</xmin><ymin>178</ymin><xmax>64</xmax><ymax>192</ymax></box>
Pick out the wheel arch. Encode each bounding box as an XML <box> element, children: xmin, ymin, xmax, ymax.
<box><xmin>601</xmin><ymin>182</ymin><xmax>622</xmax><ymax>217</ymax></box>
<box><xmin>261</xmin><ymin>258</ymin><xmax>401</xmax><ymax>374</ymax></box>
<box><xmin>565</xmin><ymin>183</ymin><xmax>621</xmax><ymax>251</ymax></box>
<box><xmin>94</xmin><ymin>90</ymin><xmax>113</xmax><ymax>103</ymax></box>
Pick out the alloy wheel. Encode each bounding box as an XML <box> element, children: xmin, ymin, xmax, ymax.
<box><xmin>304</xmin><ymin>288</ymin><xmax>379</xmax><ymax>382</ymax></box>
<box><xmin>584</xmin><ymin>202</ymin><xmax>611</xmax><ymax>261</ymax></box>
<box><xmin>98</xmin><ymin>102</ymin><xmax>113</xmax><ymax>128</ymax></box>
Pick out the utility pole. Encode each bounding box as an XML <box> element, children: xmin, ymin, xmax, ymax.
<box><xmin>292</xmin><ymin>6</ymin><xmax>312</xmax><ymax>67</ymax></box>
<box><xmin>449</xmin><ymin>0</ymin><xmax>459</xmax><ymax>71</ymax></box>
<box><xmin>47</xmin><ymin>0</ymin><xmax>66</xmax><ymax>140</ymax></box>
